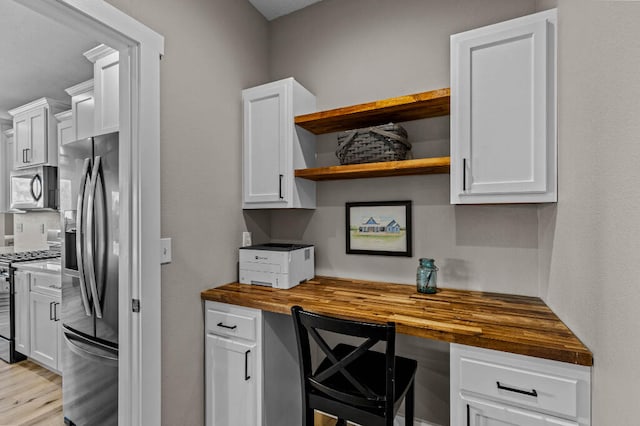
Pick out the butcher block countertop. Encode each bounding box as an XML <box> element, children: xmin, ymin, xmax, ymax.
<box><xmin>201</xmin><ymin>276</ymin><xmax>593</xmax><ymax>366</ymax></box>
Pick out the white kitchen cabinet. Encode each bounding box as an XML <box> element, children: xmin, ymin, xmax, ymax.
<box><xmin>84</xmin><ymin>44</ymin><xmax>119</xmax><ymax>135</ymax></box>
<box><xmin>450</xmin><ymin>9</ymin><xmax>557</xmax><ymax>204</ymax></box>
<box><xmin>451</xmin><ymin>344</ymin><xmax>591</xmax><ymax>426</ymax></box>
<box><xmin>65</xmin><ymin>79</ymin><xmax>95</xmax><ymax>141</ymax></box>
<box><xmin>0</xmin><ymin>122</ymin><xmax>13</xmax><ymax>212</ymax></box>
<box><xmin>55</xmin><ymin>110</ymin><xmax>74</xmax><ymax>146</ymax></box>
<box><xmin>27</xmin><ymin>269</ymin><xmax>62</xmax><ymax>373</ymax></box>
<box><xmin>14</xmin><ymin>270</ymin><xmax>30</xmax><ymax>356</ymax></box>
<box><xmin>242</xmin><ymin>77</ymin><xmax>316</xmax><ymax>209</ymax></box>
<box><xmin>29</xmin><ymin>290</ymin><xmax>60</xmax><ymax>372</ymax></box>
<box><xmin>205</xmin><ymin>301</ymin><xmax>262</xmax><ymax>426</ymax></box>
<box><xmin>8</xmin><ymin>97</ymin><xmax>69</xmax><ymax>169</ymax></box>
<box><xmin>464</xmin><ymin>395</ymin><xmax>578</xmax><ymax>426</ymax></box>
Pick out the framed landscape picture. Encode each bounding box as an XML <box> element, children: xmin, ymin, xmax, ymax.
<box><xmin>345</xmin><ymin>200</ymin><xmax>412</xmax><ymax>257</ymax></box>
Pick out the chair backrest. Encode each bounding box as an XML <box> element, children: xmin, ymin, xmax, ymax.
<box><xmin>291</xmin><ymin>306</ymin><xmax>396</xmax><ymax>414</ymax></box>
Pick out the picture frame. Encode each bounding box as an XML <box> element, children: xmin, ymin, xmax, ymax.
<box><xmin>345</xmin><ymin>200</ymin><xmax>412</xmax><ymax>257</ymax></box>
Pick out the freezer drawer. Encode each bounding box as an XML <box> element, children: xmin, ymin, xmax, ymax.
<box><xmin>62</xmin><ymin>328</ymin><xmax>118</xmax><ymax>425</ymax></box>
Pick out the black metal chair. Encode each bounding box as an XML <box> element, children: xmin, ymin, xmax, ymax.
<box><xmin>291</xmin><ymin>306</ymin><xmax>417</xmax><ymax>426</ymax></box>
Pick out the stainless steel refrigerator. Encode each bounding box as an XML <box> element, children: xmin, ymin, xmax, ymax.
<box><xmin>59</xmin><ymin>133</ymin><xmax>119</xmax><ymax>426</ymax></box>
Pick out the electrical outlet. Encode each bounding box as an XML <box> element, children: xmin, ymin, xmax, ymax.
<box><xmin>242</xmin><ymin>232</ymin><xmax>252</xmax><ymax>247</ymax></box>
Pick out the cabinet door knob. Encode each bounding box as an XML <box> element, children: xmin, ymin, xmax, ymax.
<box><xmin>279</xmin><ymin>174</ymin><xmax>284</xmax><ymax>199</ymax></box>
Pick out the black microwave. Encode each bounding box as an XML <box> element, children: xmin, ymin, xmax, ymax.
<box><xmin>10</xmin><ymin>165</ymin><xmax>58</xmax><ymax>210</ymax></box>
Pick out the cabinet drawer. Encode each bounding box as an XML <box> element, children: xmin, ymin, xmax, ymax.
<box><xmin>460</xmin><ymin>356</ymin><xmax>578</xmax><ymax>419</ymax></box>
<box><xmin>206</xmin><ymin>308</ymin><xmax>256</xmax><ymax>341</ymax></box>
<box><xmin>30</xmin><ymin>272</ymin><xmax>61</xmax><ymax>298</ymax></box>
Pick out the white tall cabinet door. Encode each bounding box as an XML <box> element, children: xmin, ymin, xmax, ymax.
<box><xmin>206</xmin><ymin>334</ymin><xmax>258</xmax><ymax>426</ymax></box>
<box><xmin>451</xmin><ymin>9</ymin><xmax>557</xmax><ymax>204</ymax></box>
<box><xmin>464</xmin><ymin>396</ymin><xmax>578</xmax><ymax>426</ymax></box>
<box><xmin>14</xmin><ymin>270</ymin><xmax>30</xmax><ymax>356</ymax></box>
<box><xmin>243</xmin><ymin>83</ymin><xmax>289</xmax><ymax>206</ymax></box>
<box><xmin>29</xmin><ymin>291</ymin><xmax>59</xmax><ymax>370</ymax></box>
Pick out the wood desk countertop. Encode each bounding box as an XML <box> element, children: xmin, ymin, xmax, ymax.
<box><xmin>201</xmin><ymin>276</ymin><xmax>593</xmax><ymax>366</ymax></box>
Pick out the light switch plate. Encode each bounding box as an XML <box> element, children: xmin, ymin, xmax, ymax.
<box><xmin>160</xmin><ymin>238</ymin><xmax>172</xmax><ymax>264</ymax></box>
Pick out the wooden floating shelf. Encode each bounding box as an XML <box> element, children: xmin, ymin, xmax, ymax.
<box><xmin>294</xmin><ymin>157</ymin><xmax>451</xmax><ymax>181</ymax></box>
<box><xmin>295</xmin><ymin>88</ymin><xmax>450</xmax><ymax>134</ymax></box>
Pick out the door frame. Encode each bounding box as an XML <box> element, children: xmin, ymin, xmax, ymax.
<box><xmin>15</xmin><ymin>1</ymin><xmax>164</xmax><ymax>424</ymax></box>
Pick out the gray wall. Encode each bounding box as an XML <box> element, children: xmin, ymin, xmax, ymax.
<box><xmin>104</xmin><ymin>0</ymin><xmax>269</xmax><ymax>424</ymax></box>
<box><xmin>540</xmin><ymin>1</ymin><xmax>640</xmax><ymax>424</ymax></box>
<box><xmin>269</xmin><ymin>0</ymin><xmax>542</xmax><ymax>296</ymax></box>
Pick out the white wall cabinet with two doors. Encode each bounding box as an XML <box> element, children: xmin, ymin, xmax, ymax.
<box><xmin>8</xmin><ymin>98</ymin><xmax>69</xmax><ymax>170</ymax></box>
<box><xmin>14</xmin><ymin>267</ymin><xmax>63</xmax><ymax>373</ymax></box>
<box><xmin>450</xmin><ymin>9</ymin><xmax>557</xmax><ymax>204</ymax></box>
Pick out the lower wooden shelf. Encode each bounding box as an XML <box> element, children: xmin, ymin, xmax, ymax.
<box><xmin>294</xmin><ymin>157</ymin><xmax>451</xmax><ymax>181</ymax></box>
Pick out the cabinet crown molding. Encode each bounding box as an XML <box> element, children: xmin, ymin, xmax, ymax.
<box><xmin>65</xmin><ymin>79</ymin><xmax>94</xmax><ymax>97</ymax></box>
<box><xmin>8</xmin><ymin>98</ymin><xmax>70</xmax><ymax>117</ymax></box>
<box><xmin>83</xmin><ymin>44</ymin><xmax>117</xmax><ymax>63</ymax></box>
<box><xmin>54</xmin><ymin>110</ymin><xmax>73</xmax><ymax>122</ymax></box>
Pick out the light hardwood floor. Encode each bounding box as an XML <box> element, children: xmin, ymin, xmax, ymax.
<box><xmin>0</xmin><ymin>360</ymin><xmax>63</xmax><ymax>426</ymax></box>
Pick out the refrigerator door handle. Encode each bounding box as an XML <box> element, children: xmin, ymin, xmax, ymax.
<box><xmin>76</xmin><ymin>158</ymin><xmax>93</xmax><ymax>317</ymax></box>
<box><xmin>63</xmin><ymin>332</ymin><xmax>118</xmax><ymax>367</ymax></box>
<box><xmin>86</xmin><ymin>155</ymin><xmax>104</xmax><ymax>319</ymax></box>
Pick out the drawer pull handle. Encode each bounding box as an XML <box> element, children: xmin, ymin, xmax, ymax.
<box><xmin>216</xmin><ymin>322</ymin><xmax>237</xmax><ymax>330</ymax></box>
<box><xmin>496</xmin><ymin>381</ymin><xmax>538</xmax><ymax>397</ymax></box>
<box><xmin>244</xmin><ymin>350</ymin><xmax>251</xmax><ymax>381</ymax></box>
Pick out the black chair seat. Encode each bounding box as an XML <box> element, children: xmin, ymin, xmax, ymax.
<box><xmin>313</xmin><ymin>343</ymin><xmax>417</xmax><ymax>412</ymax></box>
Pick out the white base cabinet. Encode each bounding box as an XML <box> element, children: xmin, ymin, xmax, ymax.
<box><xmin>29</xmin><ymin>290</ymin><xmax>60</xmax><ymax>372</ymax></box>
<box><xmin>451</xmin><ymin>344</ymin><xmax>591</xmax><ymax>426</ymax></box>
<box><xmin>450</xmin><ymin>9</ymin><xmax>557</xmax><ymax>204</ymax></box>
<box><xmin>205</xmin><ymin>301</ymin><xmax>262</xmax><ymax>426</ymax></box>
<box><xmin>13</xmin><ymin>270</ymin><xmax>30</xmax><ymax>356</ymax></box>
<box><xmin>16</xmin><ymin>266</ymin><xmax>63</xmax><ymax>374</ymax></box>
<box><xmin>242</xmin><ymin>77</ymin><xmax>316</xmax><ymax>209</ymax></box>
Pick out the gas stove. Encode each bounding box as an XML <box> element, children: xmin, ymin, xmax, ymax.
<box><xmin>0</xmin><ymin>249</ymin><xmax>61</xmax><ymax>267</ymax></box>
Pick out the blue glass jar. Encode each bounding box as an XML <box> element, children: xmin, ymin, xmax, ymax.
<box><xmin>416</xmin><ymin>258</ymin><xmax>438</xmax><ymax>294</ymax></box>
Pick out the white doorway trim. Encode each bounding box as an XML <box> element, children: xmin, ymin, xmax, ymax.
<box><xmin>15</xmin><ymin>1</ymin><xmax>164</xmax><ymax>425</ymax></box>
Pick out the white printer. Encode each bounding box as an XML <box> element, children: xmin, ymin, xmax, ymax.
<box><xmin>239</xmin><ymin>243</ymin><xmax>314</xmax><ymax>289</ymax></box>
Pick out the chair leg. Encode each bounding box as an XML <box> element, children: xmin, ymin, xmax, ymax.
<box><xmin>304</xmin><ymin>407</ymin><xmax>314</xmax><ymax>426</ymax></box>
<box><xmin>405</xmin><ymin>379</ymin><xmax>415</xmax><ymax>426</ymax></box>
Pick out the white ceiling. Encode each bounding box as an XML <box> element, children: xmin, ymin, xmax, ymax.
<box><xmin>0</xmin><ymin>1</ymin><xmax>98</xmax><ymax>120</ymax></box>
<box><xmin>248</xmin><ymin>0</ymin><xmax>324</xmax><ymax>20</ymax></box>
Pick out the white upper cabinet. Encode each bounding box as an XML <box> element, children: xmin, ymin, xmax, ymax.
<box><xmin>84</xmin><ymin>44</ymin><xmax>119</xmax><ymax>135</ymax></box>
<box><xmin>55</xmin><ymin>110</ymin><xmax>74</xmax><ymax>147</ymax></box>
<box><xmin>450</xmin><ymin>9</ymin><xmax>557</xmax><ymax>204</ymax></box>
<box><xmin>242</xmin><ymin>78</ymin><xmax>316</xmax><ymax>209</ymax></box>
<box><xmin>65</xmin><ymin>79</ymin><xmax>95</xmax><ymax>141</ymax></box>
<box><xmin>0</xmin><ymin>122</ymin><xmax>13</xmax><ymax>212</ymax></box>
<box><xmin>8</xmin><ymin>98</ymin><xmax>69</xmax><ymax>169</ymax></box>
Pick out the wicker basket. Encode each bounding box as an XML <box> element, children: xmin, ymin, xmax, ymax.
<box><xmin>336</xmin><ymin>123</ymin><xmax>411</xmax><ymax>165</ymax></box>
